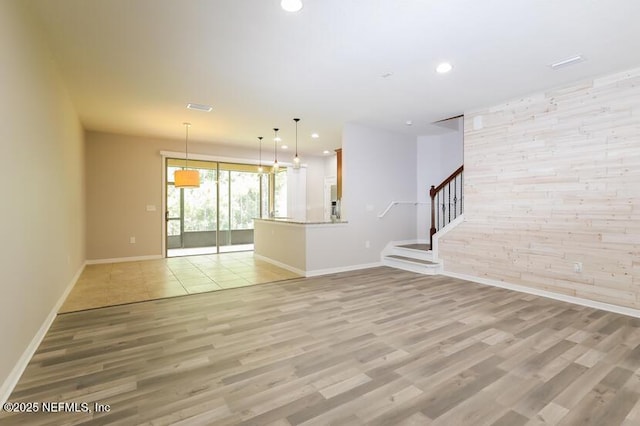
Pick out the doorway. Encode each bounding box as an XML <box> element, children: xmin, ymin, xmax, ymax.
<box><xmin>166</xmin><ymin>159</ymin><xmax>285</xmax><ymax>257</ymax></box>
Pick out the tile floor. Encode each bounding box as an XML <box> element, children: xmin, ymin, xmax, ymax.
<box><xmin>59</xmin><ymin>251</ymin><xmax>300</xmax><ymax>313</ymax></box>
<box><xmin>167</xmin><ymin>243</ymin><xmax>254</xmax><ymax>257</ymax></box>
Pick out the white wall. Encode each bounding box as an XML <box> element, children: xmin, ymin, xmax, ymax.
<box><xmin>338</xmin><ymin>123</ymin><xmax>418</xmax><ymax>265</ymax></box>
<box><xmin>324</xmin><ymin>153</ymin><xmax>338</xmax><ymax>178</ymax></box>
<box><xmin>287</xmin><ymin>167</ymin><xmax>307</xmax><ymax>221</ymax></box>
<box><xmin>416</xmin><ymin>124</ymin><xmax>464</xmax><ymax>240</ymax></box>
<box><xmin>304</xmin><ymin>156</ymin><xmax>329</xmax><ymax>222</ymax></box>
<box><xmin>254</xmin><ymin>220</ymin><xmax>307</xmax><ymax>272</ymax></box>
<box><xmin>0</xmin><ymin>1</ymin><xmax>85</xmax><ymax>401</ymax></box>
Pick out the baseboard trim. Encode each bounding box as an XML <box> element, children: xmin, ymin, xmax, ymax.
<box><xmin>0</xmin><ymin>261</ymin><xmax>86</xmax><ymax>405</ymax></box>
<box><xmin>442</xmin><ymin>270</ymin><xmax>640</xmax><ymax>319</ymax></box>
<box><xmin>254</xmin><ymin>254</ymin><xmax>306</xmax><ymax>277</ymax></box>
<box><xmin>254</xmin><ymin>254</ymin><xmax>382</xmax><ymax>279</ymax></box>
<box><xmin>305</xmin><ymin>262</ymin><xmax>382</xmax><ymax>278</ymax></box>
<box><xmin>86</xmin><ymin>254</ymin><xmax>163</xmax><ymax>265</ymax></box>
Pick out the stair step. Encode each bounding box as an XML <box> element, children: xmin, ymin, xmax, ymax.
<box><xmin>396</xmin><ymin>243</ymin><xmax>431</xmax><ymax>251</ymax></box>
<box><xmin>385</xmin><ymin>255</ymin><xmax>438</xmax><ymax>266</ymax></box>
<box><xmin>381</xmin><ymin>241</ymin><xmax>439</xmax><ymax>275</ymax></box>
<box><xmin>390</xmin><ymin>245</ymin><xmax>433</xmax><ymax>261</ymax></box>
<box><xmin>382</xmin><ymin>254</ymin><xmax>441</xmax><ymax>275</ymax></box>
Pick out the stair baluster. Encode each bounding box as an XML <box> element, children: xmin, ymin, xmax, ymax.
<box><xmin>429</xmin><ymin>165</ymin><xmax>464</xmax><ymax>247</ymax></box>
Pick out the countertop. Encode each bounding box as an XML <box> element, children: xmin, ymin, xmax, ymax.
<box><xmin>254</xmin><ymin>218</ymin><xmax>348</xmax><ymax>225</ymax></box>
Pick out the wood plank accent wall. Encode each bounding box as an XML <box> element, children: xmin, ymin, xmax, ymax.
<box><xmin>439</xmin><ymin>67</ymin><xmax>640</xmax><ymax>309</ymax></box>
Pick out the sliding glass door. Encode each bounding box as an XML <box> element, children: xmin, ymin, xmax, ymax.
<box><xmin>217</xmin><ymin>165</ymin><xmax>262</xmax><ymax>252</ymax></box>
<box><xmin>166</xmin><ymin>160</ymin><xmax>218</xmax><ymax>256</ymax></box>
<box><xmin>166</xmin><ymin>159</ymin><xmax>284</xmax><ymax>257</ymax></box>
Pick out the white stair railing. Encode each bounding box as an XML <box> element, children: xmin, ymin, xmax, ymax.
<box><xmin>378</xmin><ymin>201</ymin><xmax>429</xmax><ymax>219</ymax></box>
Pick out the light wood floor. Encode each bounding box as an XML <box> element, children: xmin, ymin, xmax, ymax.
<box><xmin>4</xmin><ymin>267</ymin><xmax>640</xmax><ymax>425</ymax></box>
<box><xmin>60</xmin><ymin>252</ymin><xmax>300</xmax><ymax>313</ymax></box>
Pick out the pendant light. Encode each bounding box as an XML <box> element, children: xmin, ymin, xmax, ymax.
<box><xmin>257</xmin><ymin>136</ymin><xmax>264</xmax><ymax>174</ymax></box>
<box><xmin>293</xmin><ymin>117</ymin><xmax>301</xmax><ymax>169</ymax></box>
<box><xmin>174</xmin><ymin>122</ymin><xmax>200</xmax><ymax>188</ymax></box>
<box><xmin>273</xmin><ymin>128</ymin><xmax>280</xmax><ymax>172</ymax></box>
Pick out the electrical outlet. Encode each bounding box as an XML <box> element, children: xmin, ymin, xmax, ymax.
<box><xmin>365</xmin><ymin>240</ymin><xmax>370</xmax><ymax>249</ymax></box>
<box><xmin>130</xmin><ymin>237</ymin><xmax>136</xmax><ymax>244</ymax></box>
<box><xmin>573</xmin><ymin>261</ymin><xmax>583</xmax><ymax>273</ymax></box>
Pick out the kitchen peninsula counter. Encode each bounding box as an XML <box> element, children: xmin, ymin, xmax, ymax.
<box><xmin>254</xmin><ymin>218</ymin><xmax>349</xmax><ymax>277</ymax></box>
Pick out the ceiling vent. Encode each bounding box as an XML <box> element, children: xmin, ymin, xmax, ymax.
<box><xmin>186</xmin><ymin>103</ymin><xmax>213</xmax><ymax>112</ymax></box>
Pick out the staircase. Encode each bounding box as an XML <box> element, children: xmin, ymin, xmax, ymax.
<box><xmin>380</xmin><ymin>163</ymin><xmax>464</xmax><ymax>275</ymax></box>
<box><xmin>379</xmin><ymin>164</ymin><xmax>463</xmax><ymax>275</ymax></box>
<box><xmin>381</xmin><ymin>242</ymin><xmax>442</xmax><ymax>275</ymax></box>
<box><xmin>430</xmin><ymin>165</ymin><xmax>464</xmax><ymax>248</ymax></box>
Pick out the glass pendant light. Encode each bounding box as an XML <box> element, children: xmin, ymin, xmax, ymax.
<box><xmin>293</xmin><ymin>117</ymin><xmax>301</xmax><ymax>169</ymax></box>
<box><xmin>257</xmin><ymin>136</ymin><xmax>264</xmax><ymax>174</ymax></box>
<box><xmin>174</xmin><ymin>122</ymin><xmax>200</xmax><ymax>188</ymax></box>
<box><xmin>273</xmin><ymin>128</ymin><xmax>280</xmax><ymax>172</ymax></box>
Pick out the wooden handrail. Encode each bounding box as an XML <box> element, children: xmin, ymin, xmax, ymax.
<box><xmin>430</xmin><ymin>165</ymin><xmax>464</xmax><ymax>196</ymax></box>
<box><xmin>430</xmin><ymin>164</ymin><xmax>464</xmax><ymax>247</ymax></box>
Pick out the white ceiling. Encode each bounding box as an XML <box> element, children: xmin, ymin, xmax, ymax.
<box><xmin>26</xmin><ymin>0</ymin><xmax>640</xmax><ymax>156</ymax></box>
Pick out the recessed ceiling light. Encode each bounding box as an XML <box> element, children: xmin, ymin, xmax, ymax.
<box><xmin>381</xmin><ymin>72</ymin><xmax>394</xmax><ymax>79</ymax></box>
<box><xmin>311</xmin><ymin>133</ymin><xmax>319</xmax><ymax>139</ymax></box>
<box><xmin>281</xmin><ymin>0</ymin><xmax>302</xmax><ymax>12</ymax></box>
<box><xmin>436</xmin><ymin>62</ymin><xmax>453</xmax><ymax>74</ymax></box>
<box><xmin>550</xmin><ymin>55</ymin><xmax>585</xmax><ymax>70</ymax></box>
<box><xmin>405</xmin><ymin>120</ymin><xmax>413</xmax><ymax>126</ymax></box>
<box><xmin>281</xmin><ymin>145</ymin><xmax>288</xmax><ymax>149</ymax></box>
<box><xmin>186</xmin><ymin>103</ymin><xmax>213</xmax><ymax>112</ymax></box>
<box><xmin>323</xmin><ymin>150</ymin><xmax>330</xmax><ymax>155</ymax></box>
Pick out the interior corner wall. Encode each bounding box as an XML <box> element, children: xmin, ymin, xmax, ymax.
<box><xmin>335</xmin><ymin>123</ymin><xmax>417</xmax><ymax>266</ymax></box>
<box><xmin>439</xmin><ymin>67</ymin><xmax>640</xmax><ymax>310</ymax></box>
<box><xmin>0</xmin><ymin>0</ymin><xmax>85</xmax><ymax>398</ymax></box>
<box><xmin>416</xmin><ymin>129</ymin><xmax>464</xmax><ymax>241</ymax></box>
